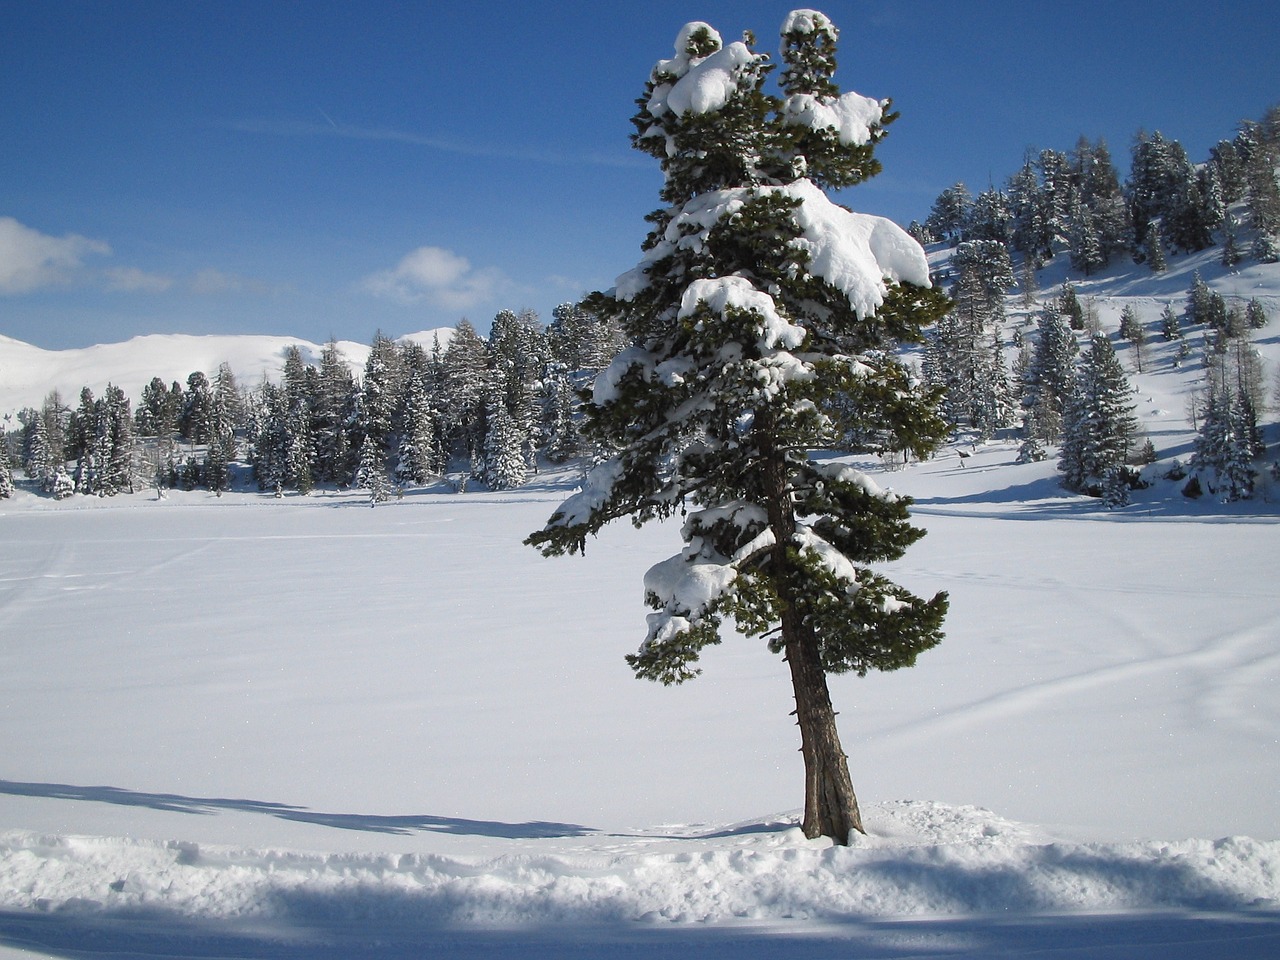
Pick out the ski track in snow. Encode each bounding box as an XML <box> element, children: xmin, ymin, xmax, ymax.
<box><xmin>871</xmin><ymin>610</ymin><xmax>1280</xmax><ymax>748</ymax></box>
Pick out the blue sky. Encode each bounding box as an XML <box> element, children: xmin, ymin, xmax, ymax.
<box><xmin>3</xmin><ymin>1</ymin><xmax>1278</xmax><ymax>350</ymax></box>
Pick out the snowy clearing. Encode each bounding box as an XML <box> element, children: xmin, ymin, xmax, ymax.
<box><xmin>4</xmin><ymin>238</ymin><xmax>1280</xmax><ymax>956</ymax></box>
<box><xmin>1</xmin><ymin>447</ymin><xmax>1279</xmax><ymax>957</ymax></box>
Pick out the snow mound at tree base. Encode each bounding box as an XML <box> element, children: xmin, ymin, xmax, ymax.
<box><xmin>3</xmin><ymin>801</ymin><xmax>1276</xmax><ymax>930</ymax></box>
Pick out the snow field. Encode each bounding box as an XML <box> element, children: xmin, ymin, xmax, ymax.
<box><xmin>1</xmin><ymin>453</ymin><xmax>1279</xmax><ymax>952</ymax></box>
<box><xmin>5</xmin><ymin>231</ymin><xmax>1280</xmax><ymax>951</ymax></box>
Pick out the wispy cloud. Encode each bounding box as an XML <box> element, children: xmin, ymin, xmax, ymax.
<box><xmin>104</xmin><ymin>266</ymin><xmax>175</xmax><ymax>293</ymax></box>
<box><xmin>0</xmin><ymin>216</ymin><xmax>110</xmax><ymax>294</ymax></box>
<box><xmin>225</xmin><ymin>117</ymin><xmax>644</xmax><ymax>169</ymax></box>
<box><xmin>360</xmin><ymin>246</ymin><xmax>505</xmax><ymax>311</ymax></box>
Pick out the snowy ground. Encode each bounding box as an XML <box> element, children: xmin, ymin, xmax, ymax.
<box><xmin>2</xmin><ymin>443</ymin><xmax>1279</xmax><ymax>957</ymax></box>
<box><xmin>4</xmin><ymin>241</ymin><xmax>1280</xmax><ymax>955</ymax></box>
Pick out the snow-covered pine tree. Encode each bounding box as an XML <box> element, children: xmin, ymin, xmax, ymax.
<box><xmin>1118</xmin><ymin>304</ymin><xmax>1146</xmax><ymax>373</ymax></box>
<box><xmin>1241</xmin><ymin>119</ymin><xmax>1280</xmax><ymax>240</ymax></box>
<box><xmin>180</xmin><ymin>371</ymin><xmax>213</xmax><ymax>445</ymax></box>
<box><xmin>22</xmin><ymin>412</ymin><xmax>55</xmax><ymax>491</ymax></box>
<box><xmin>441</xmin><ymin>319</ymin><xmax>491</xmax><ymax>468</ymax></box>
<box><xmin>540</xmin><ymin>363</ymin><xmax>581</xmax><ymax>464</ymax></box>
<box><xmin>355</xmin><ymin>433</ymin><xmax>390</xmax><ymax>504</ymax></box>
<box><xmin>354</xmin><ymin>332</ymin><xmax>404</xmax><ymax>479</ymax></box>
<box><xmin>395</xmin><ymin>372</ymin><xmax>443</xmax><ymax>485</ymax></box>
<box><xmin>966</xmin><ymin>188</ymin><xmax>1012</xmax><ymax>245</ymax></box>
<box><xmin>1067</xmin><ymin>195</ymin><xmax>1106</xmax><ymax>276</ymax></box>
<box><xmin>1037</xmin><ymin>148</ymin><xmax>1076</xmax><ymax>256</ymax></box>
<box><xmin>482</xmin><ymin>399</ymin><xmax>529</xmax><ymax>491</ymax></box>
<box><xmin>1072</xmin><ymin>137</ymin><xmax>1130</xmax><ymax>264</ymax></box>
<box><xmin>1143</xmin><ymin>221</ymin><xmax>1168</xmax><ymax>272</ymax></box>
<box><xmin>489</xmin><ymin>308</ymin><xmax>545</xmax><ymax>473</ymax></box>
<box><xmin>309</xmin><ymin>340</ymin><xmax>353</xmax><ymax>483</ymax></box>
<box><xmin>1220</xmin><ymin>211</ymin><xmax>1244</xmax><ymax>269</ymax></box>
<box><xmin>1159</xmin><ymin>302</ymin><xmax>1184</xmax><ymax>344</ymax></box>
<box><xmin>527</xmin><ymin>11</ymin><xmax>950</xmax><ymax>844</ymax></box>
<box><xmin>251</xmin><ymin>383</ymin><xmax>288</xmax><ymax>492</ymax></box>
<box><xmin>1021</xmin><ymin>308</ymin><xmax>1079</xmax><ymax>444</ymax></box>
<box><xmin>1007</xmin><ymin>159</ymin><xmax>1051</xmax><ymax>267</ymax></box>
<box><xmin>1192</xmin><ymin>379</ymin><xmax>1255</xmax><ymax>502</ymax></box>
<box><xmin>926</xmin><ymin>182</ymin><xmax>971</xmax><ymax>245</ymax></box>
<box><xmin>90</xmin><ymin>384</ymin><xmax>134</xmax><ymax>496</ymax></box>
<box><xmin>1059</xmin><ymin>282</ymin><xmax>1084</xmax><ymax>330</ymax></box>
<box><xmin>924</xmin><ymin>239</ymin><xmax>1014</xmax><ymax>438</ymax></box>
<box><xmin>46</xmin><ymin>466</ymin><xmax>72</xmax><ymax>499</ymax></box>
<box><xmin>1058</xmin><ymin>334</ymin><xmax>1139</xmax><ymax>504</ymax></box>
<box><xmin>204</xmin><ymin>362</ymin><xmax>240</xmax><ymax>494</ymax></box>
<box><xmin>1246</xmin><ymin>298</ymin><xmax>1269</xmax><ymax>330</ymax></box>
<box><xmin>0</xmin><ymin>433</ymin><xmax>13</xmax><ymax>498</ymax></box>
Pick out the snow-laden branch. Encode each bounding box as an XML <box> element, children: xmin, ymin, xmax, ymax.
<box><xmin>780</xmin><ymin>92</ymin><xmax>884</xmax><ymax>147</ymax></box>
<box><xmin>613</xmin><ymin>180</ymin><xmax>930</xmax><ymax>318</ymax></box>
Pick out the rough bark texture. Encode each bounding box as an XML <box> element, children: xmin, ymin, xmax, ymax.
<box><xmin>761</xmin><ymin>431</ymin><xmax>864</xmax><ymax>844</ymax></box>
<box><xmin>785</xmin><ymin>620</ymin><xmax>865</xmax><ymax>842</ymax></box>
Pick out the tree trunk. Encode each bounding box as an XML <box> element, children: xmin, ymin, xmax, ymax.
<box><xmin>784</xmin><ymin>615</ymin><xmax>865</xmax><ymax>843</ymax></box>
<box><xmin>759</xmin><ymin>427</ymin><xmax>864</xmax><ymax>844</ymax></box>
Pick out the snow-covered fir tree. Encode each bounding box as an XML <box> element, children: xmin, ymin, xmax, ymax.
<box><xmin>22</xmin><ymin>411</ymin><xmax>56</xmax><ymax>491</ymax></box>
<box><xmin>1058</xmin><ymin>334</ymin><xmax>1139</xmax><ymax>505</ymax></box>
<box><xmin>1118</xmin><ymin>304</ymin><xmax>1147</xmax><ymax>373</ymax></box>
<box><xmin>355</xmin><ymin>433</ymin><xmax>390</xmax><ymax>504</ymax></box>
<box><xmin>482</xmin><ymin>399</ymin><xmax>529</xmax><ymax>491</ymax></box>
<box><xmin>1240</xmin><ymin>119</ymin><xmax>1280</xmax><ymax>242</ymax></box>
<box><xmin>1192</xmin><ymin>353</ymin><xmax>1259</xmax><ymax>503</ymax></box>
<box><xmin>313</xmin><ymin>339</ymin><xmax>356</xmax><ymax>484</ymax></box>
<box><xmin>926</xmin><ymin>182</ymin><xmax>971</xmax><ymax>244</ymax></box>
<box><xmin>1059</xmin><ymin>282</ymin><xmax>1085</xmax><ymax>330</ymax></box>
<box><xmin>179</xmin><ymin>371</ymin><xmax>213</xmax><ymax>445</ymax></box>
<box><xmin>1143</xmin><ymin>220</ymin><xmax>1168</xmax><ymax>272</ymax></box>
<box><xmin>49</xmin><ymin>466</ymin><xmax>73</xmax><ymax>499</ymax></box>
<box><xmin>1067</xmin><ymin>195</ymin><xmax>1106</xmax><ymax>276</ymax></box>
<box><xmin>489</xmin><ymin>308</ymin><xmax>546</xmax><ymax>474</ymax></box>
<box><xmin>927</xmin><ymin>246</ymin><xmax>1013</xmax><ymax>438</ymax></box>
<box><xmin>395</xmin><ymin>372</ymin><xmax>443</xmax><ymax>485</ymax></box>
<box><xmin>966</xmin><ymin>188</ymin><xmax>1012</xmax><ymax>245</ymax></box>
<box><xmin>528</xmin><ymin>11</ymin><xmax>950</xmax><ymax>844</ymax></box>
<box><xmin>1036</xmin><ymin>148</ymin><xmax>1076</xmax><ymax>255</ymax></box>
<box><xmin>1021</xmin><ymin>308</ymin><xmax>1079</xmax><ymax>444</ymax></box>
<box><xmin>204</xmin><ymin>362</ymin><xmax>240</xmax><ymax>493</ymax></box>
<box><xmin>441</xmin><ymin>319</ymin><xmax>491</xmax><ymax>469</ymax></box>
<box><xmin>1007</xmin><ymin>159</ymin><xmax>1052</xmax><ymax>266</ymax></box>
<box><xmin>353</xmin><ymin>332</ymin><xmax>404</xmax><ymax>480</ymax></box>
<box><xmin>539</xmin><ymin>363</ymin><xmax>581</xmax><ymax>464</ymax></box>
<box><xmin>1072</xmin><ymin>137</ymin><xmax>1130</xmax><ymax>263</ymax></box>
<box><xmin>0</xmin><ymin>431</ymin><xmax>15</xmax><ymax>499</ymax></box>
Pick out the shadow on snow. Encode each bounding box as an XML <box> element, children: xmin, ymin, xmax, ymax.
<box><xmin>0</xmin><ymin>779</ymin><xmax>595</xmax><ymax>840</ymax></box>
<box><xmin>1</xmin><ymin>905</ymin><xmax>1277</xmax><ymax>960</ymax></box>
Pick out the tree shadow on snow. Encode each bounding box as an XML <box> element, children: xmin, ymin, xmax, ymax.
<box><xmin>2</xmin><ymin>904</ymin><xmax>1278</xmax><ymax>960</ymax></box>
<box><xmin>0</xmin><ymin>779</ymin><xmax>596</xmax><ymax>839</ymax></box>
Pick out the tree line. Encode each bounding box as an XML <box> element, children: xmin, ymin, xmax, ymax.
<box><xmin>916</xmin><ymin>105</ymin><xmax>1279</xmax><ymax>504</ymax></box>
<box><xmin>915</xmin><ymin>106</ymin><xmax>1280</xmax><ymax>272</ymax></box>
<box><xmin>0</xmin><ymin>303</ymin><xmax>625</xmax><ymax>502</ymax></box>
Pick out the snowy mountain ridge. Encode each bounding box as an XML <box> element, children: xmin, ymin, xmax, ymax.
<box><xmin>0</xmin><ymin>328</ymin><xmax>454</xmax><ymax>422</ymax></box>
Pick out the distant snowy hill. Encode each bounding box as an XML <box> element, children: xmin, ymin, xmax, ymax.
<box><xmin>0</xmin><ymin>328</ymin><xmax>454</xmax><ymax>420</ymax></box>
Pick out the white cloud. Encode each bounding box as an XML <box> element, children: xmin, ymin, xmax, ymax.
<box><xmin>0</xmin><ymin>216</ymin><xmax>111</xmax><ymax>294</ymax></box>
<box><xmin>105</xmin><ymin>266</ymin><xmax>175</xmax><ymax>293</ymax></box>
<box><xmin>360</xmin><ymin>245</ymin><xmax>504</xmax><ymax>311</ymax></box>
